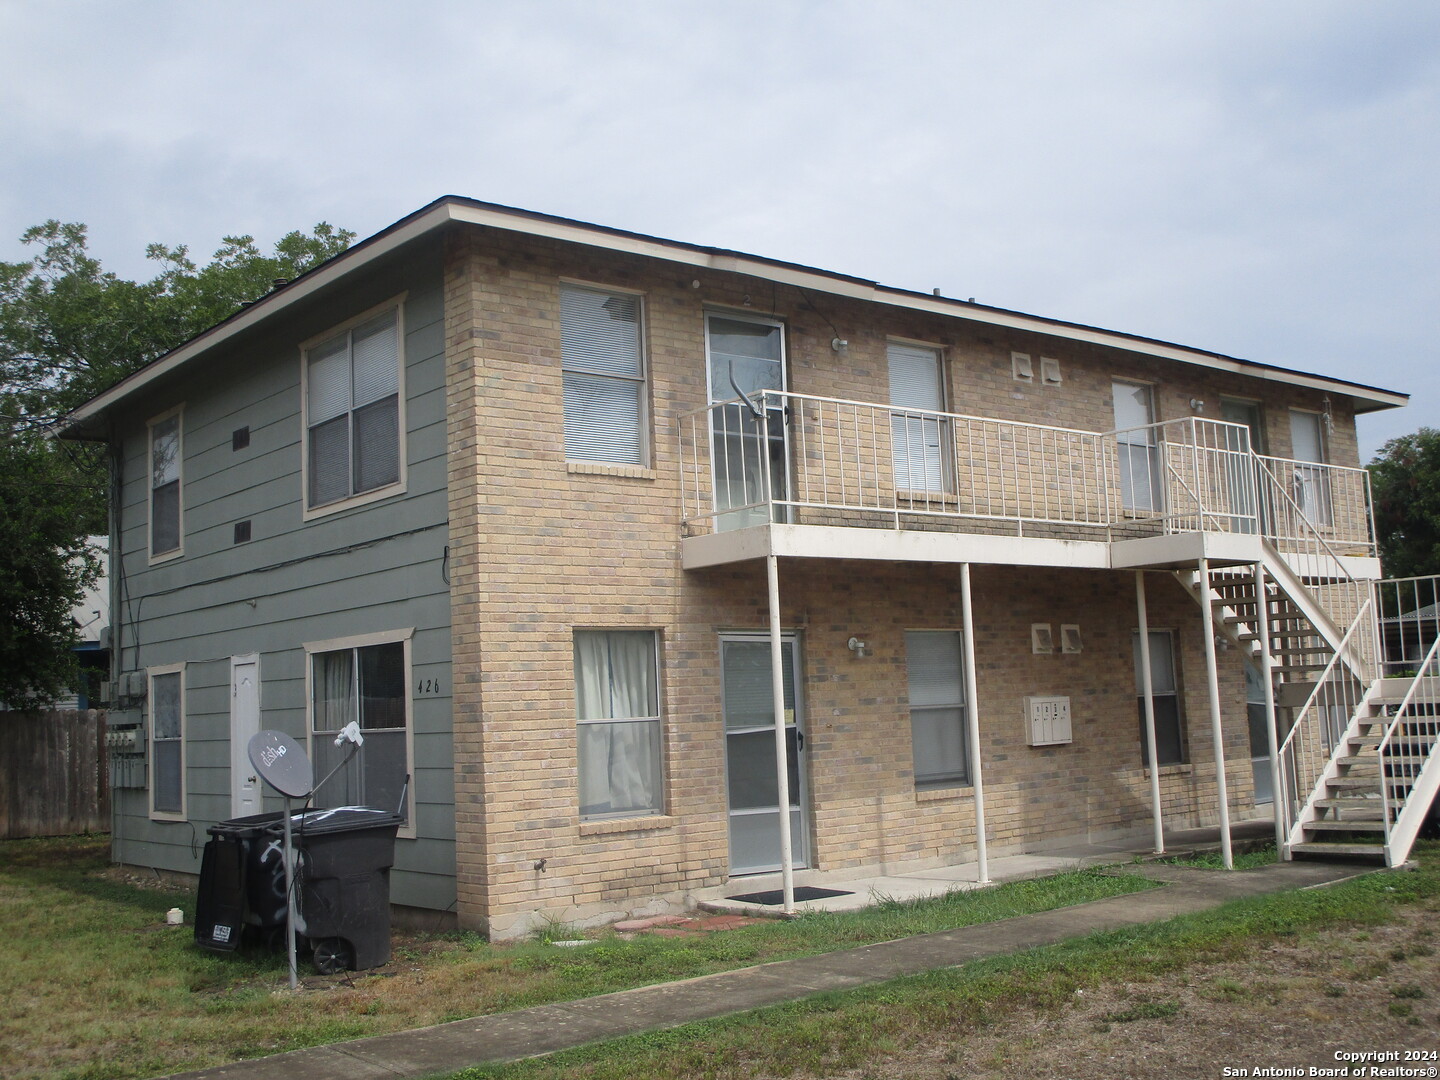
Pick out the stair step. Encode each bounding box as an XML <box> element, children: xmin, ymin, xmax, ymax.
<box><xmin>1289</xmin><ymin>841</ymin><xmax>1387</xmax><ymax>861</ymax></box>
<box><xmin>1313</xmin><ymin>797</ymin><xmax>1384</xmax><ymax>810</ymax></box>
<box><xmin>1304</xmin><ymin>819</ymin><xmax>1386</xmax><ymax>833</ymax></box>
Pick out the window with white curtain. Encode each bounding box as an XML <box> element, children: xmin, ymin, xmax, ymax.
<box><xmin>310</xmin><ymin>637</ymin><xmax>410</xmax><ymax>819</ymax></box>
<box><xmin>561</xmin><ymin>285</ymin><xmax>646</xmax><ymax>464</ymax></box>
<box><xmin>149</xmin><ymin>409</ymin><xmax>182</xmax><ymax>558</ymax></box>
<box><xmin>905</xmin><ymin>630</ymin><xmax>969</xmax><ymax>787</ymax></box>
<box><xmin>1134</xmin><ymin>629</ymin><xmax>1186</xmax><ymax>766</ymax></box>
<box><xmin>149</xmin><ymin>665</ymin><xmax>185</xmax><ymax>818</ymax></box>
<box><xmin>305</xmin><ymin>306</ymin><xmax>402</xmax><ymax>510</ymax></box>
<box><xmin>574</xmin><ymin>630</ymin><xmax>662</xmax><ymax>819</ymax></box>
<box><xmin>888</xmin><ymin>343</ymin><xmax>949</xmax><ymax>492</ymax></box>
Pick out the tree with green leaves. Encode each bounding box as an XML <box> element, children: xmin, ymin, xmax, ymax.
<box><xmin>0</xmin><ymin>219</ymin><xmax>353</xmax><ymax>708</ymax></box>
<box><xmin>1369</xmin><ymin>426</ymin><xmax>1440</xmax><ymax>580</ymax></box>
<box><xmin>0</xmin><ymin>424</ymin><xmax>101</xmax><ymax>709</ymax></box>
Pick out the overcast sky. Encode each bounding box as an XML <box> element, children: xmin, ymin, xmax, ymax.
<box><xmin>1</xmin><ymin>0</ymin><xmax>1435</xmax><ymax>459</ymax></box>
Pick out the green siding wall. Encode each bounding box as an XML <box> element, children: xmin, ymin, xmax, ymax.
<box><xmin>105</xmin><ymin>242</ymin><xmax>456</xmax><ymax>912</ymax></box>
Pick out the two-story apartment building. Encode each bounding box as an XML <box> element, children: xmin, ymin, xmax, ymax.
<box><xmin>62</xmin><ymin>197</ymin><xmax>1436</xmax><ymax>943</ymax></box>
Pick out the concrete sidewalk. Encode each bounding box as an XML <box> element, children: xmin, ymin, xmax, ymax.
<box><xmin>160</xmin><ymin>845</ymin><xmax>1378</xmax><ymax>1080</ymax></box>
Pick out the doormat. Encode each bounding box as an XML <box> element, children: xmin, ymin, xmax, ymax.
<box><xmin>725</xmin><ymin>886</ymin><xmax>854</xmax><ymax>905</ymax></box>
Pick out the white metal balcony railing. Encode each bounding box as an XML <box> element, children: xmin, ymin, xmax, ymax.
<box><xmin>678</xmin><ymin>391</ymin><xmax>1377</xmax><ymax>557</ymax></box>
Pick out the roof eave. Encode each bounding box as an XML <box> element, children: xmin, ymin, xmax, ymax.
<box><xmin>58</xmin><ymin>196</ymin><xmax>1408</xmax><ymax>438</ymax></box>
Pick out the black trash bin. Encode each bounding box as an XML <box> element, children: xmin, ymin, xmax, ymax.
<box><xmin>194</xmin><ymin>806</ymin><xmax>404</xmax><ymax>973</ymax></box>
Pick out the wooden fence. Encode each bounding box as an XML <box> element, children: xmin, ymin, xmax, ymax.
<box><xmin>0</xmin><ymin>710</ymin><xmax>109</xmax><ymax>838</ymax></box>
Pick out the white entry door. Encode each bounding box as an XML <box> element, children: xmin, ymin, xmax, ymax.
<box><xmin>230</xmin><ymin>655</ymin><xmax>262</xmax><ymax>818</ymax></box>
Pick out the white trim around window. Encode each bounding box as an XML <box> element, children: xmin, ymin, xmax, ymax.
<box><xmin>303</xmin><ymin>627</ymin><xmax>416</xmax><ymax>838</ymax></box>
<box><xmin>147</xmin><ymin>405</ymin><xmax>184</xmax><ymax>563</ymax></box>
<box><xmin>300</xmin><ymin>295</ymin><xmax>409</xmax><ymax>521</ymax></box>
<box><xmin>148</xmin><ymin>663</ymin><xmax>187</xmax><ymax>821</ymax></box>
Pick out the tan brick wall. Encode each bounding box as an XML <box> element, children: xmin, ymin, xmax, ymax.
<box><xmin>442</xmin><ymin>228</ymin><xmax>1338</xmax><ymax>937</ymax></box>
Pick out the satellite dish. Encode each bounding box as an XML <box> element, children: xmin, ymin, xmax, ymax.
<box><xmin>247</xmin><ymin>730</ymin><xmax>313</xmax><ymax>799</ymax></box>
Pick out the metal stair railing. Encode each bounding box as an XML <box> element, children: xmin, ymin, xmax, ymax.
<box><xmin>1276</xmin><ymin>598</ymin><xmax>1376</xmax><ymax>852</ymax></box>
<box><xmin>1377</xmin><ymin>633</ymin><xmax>1440</xmax><ymax>866</ymax></box>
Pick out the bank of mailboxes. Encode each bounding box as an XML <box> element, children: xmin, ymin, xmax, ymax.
<box><xmin>1024</xmin><ymin>695</ymin><xmax>1072</xmax><ymax>746</ymax></box>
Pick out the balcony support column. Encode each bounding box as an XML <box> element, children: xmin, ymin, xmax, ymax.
<box><xmin>960</xmin><ymin>563</ymin><xmax>990</xmax><ymax>883</ymax></box>
<box><xmin>1255</xmin><ymin>560</ymin><xmax>1286</xmax><ymax>857</ymax></box>
<box><xmin>766</xmin><ymin>553</ymin><xmax>795</xmax><ymax>913</ymax></box>
<box><xmin>1198</xmin><ymin>557</ymin><xmax>1235</xmax><ymax>870</ymax></box>
<box><xmin>1135</xmin><ymin>571</ymin><xmax>1165</xmax><ymax>854</ymax></box>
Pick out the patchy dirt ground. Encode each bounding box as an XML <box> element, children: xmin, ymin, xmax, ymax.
<box><xmin>816</xmin><ymin>903</ymin><xmax>1440</xmax><ymax>1080</ymax></box>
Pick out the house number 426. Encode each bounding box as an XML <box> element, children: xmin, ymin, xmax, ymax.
<box><xmin>416</xmin><ymin>678</ymin><xmax>443</xmax><ymax>695</ymax></box>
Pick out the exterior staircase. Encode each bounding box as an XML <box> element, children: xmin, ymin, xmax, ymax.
<box><xmin>1176</xmin><ymin>554</ymin><xmax>1440</xmax><ymax>868</ymax></box>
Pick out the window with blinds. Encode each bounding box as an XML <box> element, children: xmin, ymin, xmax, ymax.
<box><xmin>1134</xmin><ymin>629</ymin><xmax>1186</xmax><ymax>766</ymax></box>
<box><xmin>306</xmin><ymin>307</ymin><xmax>402</xmax><ymax>510</ymax></box>
<box><xmin>561</xmin><ymin>285</ymin><xmax>646</xmax><ymax>465</ymax></box>
<box><xmin>149</xmin><ymin>666</ymin><xmax>185</xmax><ymax>818</ymax></box>
<box><xmin>888</xmin><ymin>343</ymin><xmax>949</xmax><ymax>492</ymax></box>
<box><xmin>905</xmin><ymin>630</ymin><xmax>969</xmax><ymax>787</ymax></box>
<box><xmin>149</xmin><ymin>409</ymin><xmax>182</xmax><ymax>558</ymax></box>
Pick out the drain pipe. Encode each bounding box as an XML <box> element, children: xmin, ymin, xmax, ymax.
<box><xmin>960</xmin><ymin>564</ymin><xmax>989</xmax><ymax>883</ymax></box>
<box><xmin>766</xmin><ymin>553</ymin><xmax>795</xmax><ymax>914</ymax></box>
<box><xmin>1136</xmin><ymin>571</ymin><xmax>1165</xmax><ymax>854</ymax></box>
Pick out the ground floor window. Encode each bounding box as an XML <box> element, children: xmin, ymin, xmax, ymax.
<box><xmin>905</xmin><ymin>630</ymin><xmax>969</xmax><ymax>787</ymax></box>
<box><xmin>308</xmin><ymin>632</ymin><xmax>412</xmax><ymax>820</ymax></box>
<box><xmin>574</xmin><ymin>630</ymin><xmax>662</xmax><ymax>819</ymax></box>
<box><xmin>1134</xmin><ymin>629</ymin><xmax>1186</xmax><ymax>766</ymax></box>
<box><xmin>148</xmin><ymin>664</ymin><xmax>185</xmax><ymax>818</ymax></box>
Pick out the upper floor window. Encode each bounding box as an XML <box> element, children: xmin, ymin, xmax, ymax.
<box><xmin>305</xmin><ymin>305</ymin><xmax>403</xmax><ymax>512</ymax></box>
<box><xmin>148</xmin><ymin>408</ymin><xmax>183</xmax><ymax>560</ymax></box>
<box><xmin>561</xmin><ymin>284</ymin><xmax>646</xmax><ymax>465</ymax></box>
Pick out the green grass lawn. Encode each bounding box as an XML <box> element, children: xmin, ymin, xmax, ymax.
<box><xmin>446</xmin><ymin>841</ymin><xmax>1440</xmax><ymax>1080</ymax></box>
<box><xmin>0</xmin><ymin>835</ymin><xmax>1156</xmax><ymax>1080</ymax></box>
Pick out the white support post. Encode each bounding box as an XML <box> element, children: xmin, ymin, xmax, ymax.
<box><xmin>1136</xmin><ymin>571</ymin><xmax>1165</xmax><ymax>854</ymax></box>
<box><xmin>1198</xmin><ymin>558</ymin><xmax>1235</xmax><ymax>869</ymax></box>
<box><xmin>766</xmin><ymin>554</ymin><xmax>795</xmax><ymax>913</ymax></box>
<box><xmin>1255</xmin><ymin>561</ymin><xmax>1286</xmax><ymax>856</ymax></box>
<box><xmin>959</xmin><ymin>563</ymin><xmax>989</xmax><ymax>883</ymax></box>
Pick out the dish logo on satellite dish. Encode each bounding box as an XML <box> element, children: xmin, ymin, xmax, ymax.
<box><xmin>259</xmin><ymin>743</ymin><xmax>288</xmax><ymax>768</ymax></box>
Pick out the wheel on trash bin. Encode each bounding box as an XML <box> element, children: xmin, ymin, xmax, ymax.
<box><xmin>312</xmin><ymin>937</ymin><xmax>353</xmax><ymax>975</ymax></box>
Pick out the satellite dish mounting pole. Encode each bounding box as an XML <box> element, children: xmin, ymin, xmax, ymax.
<box><xmin>246</xmin><ymin>730</ymin><xmax>314</xmax><ymax>993</ymax></box>
<box><xmin>282</xmin><ymin>795</ymin><xmax>298</xmax><ymax>990</ymax></box>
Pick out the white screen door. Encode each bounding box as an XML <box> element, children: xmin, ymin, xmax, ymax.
<box><xmin>1289</xmin><ymin>410</ymin><xmax>1332</xmax><ymax>526</ymax></box>
<box><xmin>1220</xmin><ymin>398</ymin><xmax>1263</xmax><ymax>534</ymax></box>
<box><xmin>889</xmin><ymin>342</ymin><xmax>949</xmax><ymax>492</ymax></box>
<box><xmin>230</xmin><ymin>655</ymin><xmax>262</xmax><ymax>817</ymax></box>
<box><xmin>706</xmin><ymin>314</ymin><xmax>786</xmax><ymax>531</ymax></box>
<box><xmin>1113</xmin><ymin>381</ymin><xmax>1161</xmax><ymax>512</ymax></box>
<box><xmin>721</xmin><ymin>635</ymin><xmax>808</xmax><ymax>874</ymax></box>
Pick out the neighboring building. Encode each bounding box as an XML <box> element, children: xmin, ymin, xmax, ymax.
<box><xmin>2</xmin><ymin>536</ymin><xmax>110</xmax><ymax>712</ymax></box>
<box><xmin>59</xmin><ymin>198</ymin><xmax>1438</xmax><ymax>939</ymax></box>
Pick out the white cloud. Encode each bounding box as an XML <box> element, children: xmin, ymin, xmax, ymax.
<box><xmin>1</xmin><ymin>0</ymin><xmax>1435</xmax><ymax>456</ymax></box>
